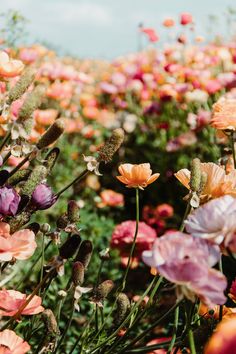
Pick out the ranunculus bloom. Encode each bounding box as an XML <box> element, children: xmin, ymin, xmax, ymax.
<box><xmin>117</xmin><ymin>163</ymin><xmax>160</xmax><ymax>189</ymax></box>
<box><xmin>31</xmin><ymin>184</ymin><xmax>57</xmax><ymax>210</ymax></box>
<box><xmin>211</xmin><ymin>97</ymin><xmax>236</xmax><ymax>130</ymax></box>
<box><xmin>185</xmin><ymin>195</ymin><xmax>236</xmax><ymax>245</ymax></box>
<box><xmin>0</xmin><ymin>51</ymin><xmax>24</xmax><ymax>78</ymax></box>
<box><xmin>162</xmin><ymin>18</ymin><xmax>175</xmax><ymax>27</ymax></box>
<box><xmin>0</xmin><ymin>222</ymin><xmax>37</xmax><ymax>261</ymax></box>
<box><xmin>0</xmin><ymin>186</ymin><xmax>20</xmax><ymax>216</ymax></box>
<box><xmin>0</xmin><ymin>329</ymin><xmax>30</xmax><ymax>353</ymax></box>
<box><xmin>111</xmin><ymin>220</ymin><xmax>156</xmax><ymax>258</ymax></box>
<box><xmin>180</xmin><ymin>12</ymin><xmax>193</xmax><ymax>25</ymax></box>
<box><xmin>156</xmin><ymin>204</ymin><xmax>174</xmax><ymax>218</ymax></box>
<box><xmin>175</xmin><ymin>162</ymin><xmax>236</xmax><ymax>202</ymax></box>
<box><xmin>142</xmin><ymin>232</ymin><xmax>227</xmax><ymax>306</ymax></box>
<box><xmin>204</xmin><ymin>317</ymin><xmax>236</xmax><ymax>354</ymax></box>
<box><xmin>0</xmin><ymin>290</ymin><xmax>44</xmax><ymax>316</ymax></box>
<box><xmin>98</xmin><ymin>189</ymin><xmax>124</xmax><ymax>208</ymax></box>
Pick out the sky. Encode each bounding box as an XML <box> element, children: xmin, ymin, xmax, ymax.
<box><xmin>1</xmin><ymin>0</ymin><xmax>236</xmax><ymax>59</ymax></box>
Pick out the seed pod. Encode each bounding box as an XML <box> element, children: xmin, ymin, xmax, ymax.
<box><xmin>114</xmin><ymin>293</ymin><xmax>130</xmax><ymax>326</ymax></box>
<box><xmin>41</xmin><ymin>309</ymin><xmax>59</xmax><ymax>337</ymax></box>
<box><xmin>98</xmin><ymin>128</ymin><xmax>124</xmax><ymax>163</ymax></box>
<box><xmin>40</xmin><ymin>223</ymin><xmax>51</xmax><ymax>234</ymax></box>
<box><xmin>9</xmin><ymin>211</ymin><xmax>31</xmax><ymax>233</ymax></box>
<box><xmin>21</xmin><ymin>165</ymin><xmax>48</xmax><ymax>196</ymax></box>
<box><xmin>72</xmin><ymin>261</ymin><xmax>85</xmax><ymax>286</ymax></box>
<box><xmin>36</xmin><ymin>118</ymin><xmax>65</xmax><ymax>150</ymax></box>
<box><xmin>59</xmin><ymin>234</ymin><xmax>81</xmax><ymax>259</ymax></box>
<box><xmin>190</xmin><ymin>158</ymin><xmax>201</xmax><ymax>192</ymax></box>
<box><xmin>75</xmin><ymin>240</ymin><xmax>93</xmax><ymax>269</ymax></box>
<box><xmin>56</xmin><ymin>213</ymin><xmax>68</xmax><ymax>229</ymax></box>
<box><xmin>8</xmin><ymin>169</ymin><xmax>31</xmax><ymax>186</ymax></box>
<box><xmin>198</xmin><ymin>172</ymin><xmax>208</xmax><ymax>195</ymax></box>
<box><xmin>18</xmin><ymin>85</ymin><xmax>45</xmax><ymax>123</ymax></box>
<box><xmin>99</xmin><ymin>248</ymin><xmax>110</xmax><ymax>261</ymax></box>
<box><xmin>93</xmin><ymin>280</ymin><xmax>114</xmax><ymax>302</ymax></box>
<box><xmin>67</xmin><ymin>200</ymin><xmax>80</xmax><ymax>223</ymax></box>
<box><xmin>43</xmin><ymin>147</ymin><xmax>60</xmax><ymax>171</ymax></box>
<box><xmin>8</xmin><ymin>67</ymin><xmax>36</xmax><ymax>104</ymax></box>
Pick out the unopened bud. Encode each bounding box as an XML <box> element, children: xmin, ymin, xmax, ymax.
<box><xmin>44</xmin><ymin>147</ymin><xmax>60</xmax><ymax>171</ymax></box>
<box><xmin>93</xmin><ymin>280</ymin><xmax>114</xmax><ymax>302</ymax></box>
<box><xmin>27</xmin><ymin>222</ymin><xmax>40</xmax><ymax>235</ymax></box>
<box><xmin>98</xmin><ymin>128</ymin><xmax>124</xmax><ymax>163</ymax></box>
<box><xmin>40</xmin><ymin>223</ymin><xmax>51</xmax><ymax>234</ymax></box>
<box><xmin>75</xmin><ymin>240</ymin><xmax>93</xmax><ymax>269</ymax></box>
<box><xmin>36</xmin><ymin>118</ymin><xmax>65</xmax><ymax>150</ymax></box>
<box><xmin>99</xmin><ymin>248</ymin><xmax>110</xmax><ymax>261</ymax></box>
<box><xmin>8</xmin><ymin>68</ymin><xmax>35</xmax><ymax>104</ymax></box>
<box><xmin>41</xmin><ymin>309</ymin><xmax>59</xmax><ymax>337</ymax></box>
<box><xmin>72</xmin><ymin>261</ymin><xmax>84</xmax><ymax>286</ymax></box>
<box><xmin>21</xmin><ymin>165</ymin><xmax>48</xmax><ymax>196</ymax></box>
<box><xmin>18</xmin><ymin>85</ymin><xmax>45</xmax><ymax>122</ymax></box>
<box><xmin>190</xmin><ymin>158</ymin><xmax>201</xmax><ymax>192</ymax></box>
<box><xmin>59</xmin><ymin>234</ymin><xmax>81</xmax><ymax>259</ymax></box>
<box><xmin>114</xmin><ymin>293</ymin><xmax>130</xmax><ymax>326</ymax></box>
<box><xmin>67</xmin><ymin>200</ymin><xmax>80</xmax><ymax>223</ymax></box>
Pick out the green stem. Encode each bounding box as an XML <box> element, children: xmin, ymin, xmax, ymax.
<box><xmin>188</xmin><ymin>328</ymin><xmax>196</xmax><ymax>354</ymax></box>
<box><xmin>53</xmin><ymin>303</ymin><xmax>75</xmax><ymax>354</ymax></box>
<box><xmin>8</xmin><ymin>152</ymin><xmax>32</xmax><ymax>178</ymax></box>
<box><xmin>231</xmin><ymin>132</ymin><xmax>236</xmax><ymax>169</ymax></box>
<box><xmin>39</xmin><ymin>233</ymin><xmax>45</xmax><ymax>296</ymax></box>
<box><xmin>121</xmin><ymin>188</ymin><xmax>139</xmax><ymax>290</ymax></box>
<box><xmin>0</xmin><ymin>131</ymin><xmax>11</xmax><ymax>152</ymax></box>
<box><xmin>179</xmin><ymin>201</ymin><xmax>191</xmax><ymax>232</ymax></box>
<box><xmin>167</xmin><ymin>306</ymin><xmax>179</xmax><ymax>354</ymax></box>
<box><xmin>56</xmin><ymin>169</ymin><xmax>89</xmax><ymax>197</ymax></box>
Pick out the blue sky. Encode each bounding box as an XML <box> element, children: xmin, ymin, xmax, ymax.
<box><xmin>2</xmin><ymin>0</ymin><xmax>236</xmax><ymax>58</ymax></box>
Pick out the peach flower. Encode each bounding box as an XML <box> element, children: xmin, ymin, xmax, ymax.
<box><xmin>0</xmin><ymin>51</ymin><xmax>24</xmax><ymax>78</ymax></box>
<box><xmin>175</xmin><ymin>162</ymin><xmax>236</xmax><ymax>201</ymax></box>
<box><xmin>211</xmin><ymin>97</ymin><xmax>236</xmax><ymax>130</ymax></box>
<box><xmin>117</xmin><ymin>163</ymin><xmax>160</xmax><ymax>189</ymax></box>
<box><xmin>0</xmin><ymin>289</ymin><xmax>44</xmax><ymax>316</ymax></box>
<box><xmin>98</xmin><ymin>189</ymin><xmax>124</xmax><ymax>208</ymax></box>
<box><xmin>162</xmin><ymin>18</ymin><xmax>175</xmax><ymax>28</ymax></box>
<box><xmin>0</xmin><ymin>329</ymin><xmax>30</xmax><ymax>353</ymax></box>
<box><xmin>0</xmin><ymin>222</ymin><xmax>37</xmax><ymax>261</ymax></box>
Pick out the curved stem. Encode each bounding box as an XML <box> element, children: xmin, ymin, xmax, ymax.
<box><xmin>56</xmin><ymin>169</ymin><xmax>89</xmax><ymax>197</ymax></box>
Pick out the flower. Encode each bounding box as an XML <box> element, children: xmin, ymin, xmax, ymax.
<box><xmin>156</xmin><ymin>204</ymin><xmax>174</xmax><ymax>218</ymax></box>
<box><xmin>211</xmin><ymin>97</ymin><xmax>236</xmax><ymax>130</ymax></box>
<box><xmin>98</xmin><ymin>189</ymin><xmax>124</xmax><ymax>208</ymax></box>
<box><xmin>0</xmin><ymin>186</ymin><xmax>20</xmax><ymax>217</ymax></box>
<box><xmin>162</xmin><ymin>18</ymin><xmax>175</xmax><ymax>27</ymax></box>
<box><xmin>31</xmin><ymin>184</ymin><xmax>57</xmax><ymax>210</ymax></box>
<box><xmin>0</xmin><ymin>329</ymin><xmax>30</xmax><ymax>353</ymax></box>
<box><xmin>0</xmin><ymin>51</ymin><xmax>24</xmax><ymax>78</ymax></box>
<box><xmin>180</xmin><ymin>12</ymin><xmax>193</xmax><ymax>25</ymax></box>
<box><xmin>142</xmin><ymin>232</ymin><xmax>226</xmax><ymax>306</ymax></box>
<box><xmin>204</xmin><ymin>317</ymin><xmax>236</xmax><ymax>354</ymax></box>
<box><xmin>185</xmin><ymin>195</ymin><xmax>236</xmax><ymax>245</ymax></box>
<box><xmin>140</xmin><ymin>28</ymin><xmax>159</xmax><ymax>42</ymax></box>
<box><xmin>229</xmin><ymin>279</ymin><xmax>236</xmax><ymax>303</ymax></box>
<box><xmin>83</xmin><ymin>155</ymin><xmax>102</xmax><ymax>176</ymax></box>
<box><xmin>111</xmin><ymin>220</ymin><xmax>156</xmax><ymax>258</ymax></box>
<box><xmin>175</xmin><ymin>162</ymin><xmax>236</xmax><ymax>201</ymax></box>
<box><xmin>117</xmin><ymin>163</ymin><xmax>159</xmax><ymax>189</ymax></box>
<box><xmin>0</xmin><ymin>290</ymin><xmax>44</xmax><ymax>316</ymax></box>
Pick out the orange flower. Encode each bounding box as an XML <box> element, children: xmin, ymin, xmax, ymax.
<box><xmin>0</xmin><ymin>51</ymin><xmax>24</xmax><ymax>78</ymax></box>
<box><xmin>0</xmin><ymin>329</ymin><xmax>30</xmax><ymax>353</ymax></box>
<box><xmin>199</xmin><ymin>303</ymin><xmax>236</xmax><ymax>320</ymax></box>
<box><xmin>204</xmin><ymin>317</ymin><xmax>236</xmax><ymax>354</ymax></box>
<box><xmin>0</xmin><ymin>222</ymin><xmax>37</xmax><ymax>262</ymax></box>
<box><xmin>117</xmin><ymin>163</ymin><xmax>160</xmax><ymax>189</ymax></box>
<box><xmin>175</xmin><ymin>162</ymin><xmax>236</xmax><ymax>201</ymax></box>
<box><xmin>211</xmin><ymin>97</ymin><xmax>236</xmax><ymax>130</ymax></box>
<box><xmin>0</xmin><ymin>289</ymin><xmax>44</xmax><ymax>316</ymax></box>
<box><xmin>162</xmin><ymin>18</ymin><xmax>175</xmax><ymax>27</ymax></box>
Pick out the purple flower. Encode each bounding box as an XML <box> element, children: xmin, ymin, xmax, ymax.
<box><xmin>31</xmin><ymin>184</ymin><xmax>57</xmax><ymax>210</ymax></box>
<box><xmin>0</xmin><ymin>186</ymin><xmax>21</xmax><ymax>216</ymax></box>
<box><xmin>142</xmin><ymin>232</ymin><xmax>227</xmax><ymax>306</ymax></box>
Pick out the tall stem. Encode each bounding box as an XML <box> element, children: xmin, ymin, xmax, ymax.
<box><xmin>56</xmin><ymin>169</ymin><xmax>89</xmax><ymax>197</ymax></box>
<box><xmin>167</xmin><ymin>306</ymin><xmax>179</xmax><ymax>353</ymax></box>
<box><xmin>53</xmin><ymin>303</ymin><xmax>75</xmax><ymax>354</ymax></box>
<box><xmin>188</xmin><ymin>328</ymin><xmax>196</xmax><ymax>354</ymax></box>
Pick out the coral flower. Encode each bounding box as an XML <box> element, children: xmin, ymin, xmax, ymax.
<box><xmin>0</xmin><ymin>222</ymin><xmax>37</xmax><ymax>261</ymax></box>
<box><xmin>180</xmin><ymin>12</ymin><xmax>193</xmax><ymax>25</ymax></box>
<box><xmin>211</xmin><ymin>97</ymin><xmax>236</xmax><ymax>130</ymax></box>
<box><xmin>117</xmin><ymin>163</ymin><xmax>160</xmax><ymax>189</ymax></box>
<box><xmin>0</xmin><ymin>329</ymin><xmax>30</xmax><ymax>353</ymax></box>
<box><xmin>0</xmin><ymin>51</ymin><xmax>24</xmax><ymax>78</ymax></box>
<box><xmin>98</xmin><ymin>189</ymin><xmax>124</xmax><ymax>208</ymax></box>
<box><xmin>204</xmin><ymin>317</ymin><xmax>236</xmax><ymax>354</ymax></box>
<box><xmin>175</xmin><ymin>162</ymin><xmax>236</xmax><ymax>201</ymax></box>
<box><xmin>0</xmin><ymin>290</ymin><xmax>44</xmax><ymax>316</ymax></box>
<box><xmin>162</xmin><ymin>18</ymin><xmax>175</xmax><ymax>28</ymax></box>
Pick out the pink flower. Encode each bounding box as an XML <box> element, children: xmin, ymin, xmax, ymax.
<box><xmin>180</xmin><ymin>13</ymin><xmax>193</xmax><ymax>26</ymax></box>
<box><xmin>98</xmin><ymin>189</ymin><xmax>124</xmax><ymax>208</ymax></box>
<box><xmin>111</xmin><ymin>220</ymin><xmax>156</xmax><ymax>258</ymax></box>
<box><xmin>141</xmin><ymin>28</ymin><xmax>159</xmax><ymax>42</ymax></box>
<box><xmin>0</xmin><ymin>51</ymin><xmax>24</xmax><ymax>78</ymax></box>
<box><xmin>142</xmin><ymin>232</ymin><xmax>226</xmax><ymax>306</ymax></box>
<box><xmin>0</xmin><ymin>222</ymin><xmax>37</xmax><ymax>261</ymax></box>
<box><xmin>0</xmin><ymin>329</ymin><xmax>30</xmax><ymax>353</ymax></box>
<box><xmin>156</xmin><ymin>204</ymin><xmax>174</xmax><ymax>218</ymax></box>
<box><xmin>0</xmin><ymin>290</ymin><xmax>44</xmax><ymax>316</ymax></box>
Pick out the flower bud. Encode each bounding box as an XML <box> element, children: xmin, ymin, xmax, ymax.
<box><xmin>31</xmin><ymin>183</ymin><xmax>57</xmax><ymax>210</ymax></box>
<box><xmin>93</xmin><ymin>280</ymin><xmax>114</xmax><ymax>302</ymax></box>
<box><xmin>59</xmin><ymin>234</ymin><xmax>81</xmax><ymax>259</ymax></box>
<box><xmin>36</xmin><ymin>118</ymin><xmax>65</xmax><ymax>150</ymax></box>
<box><xmin>75</xmin><ymin>240</ymin><xmax>93</xmax><ymax>269</ymax></box>
<box><xmin>18</xmin><ymin>85</ymin><xmax>45</xmax><ymax>122</ymax></box>
<box><xmin>190</xmin><ymin>158</ymin><xmax>201</xmax><ymax>192</ymax></box>
<box><xmin>41</xmin><ymin>309</ymin><xmax>59</xmax><ymax>337</ymax></box>
<box><xmin>43</xmin><ymin>147</ymin><xmax>60</xmax><ymax>171</ymax></box>
<box><xmin>67</xmin><ymin>200</ymin><xmax>80</xmax><ymax>223</ymax></box>
<box><xmin>8</xmin><ymin>169</ymin><xmax>31</xmax><ymax>186</ymax></box>
<box><xmin>98</xmin><ymin>128</ymin><xmax>124</xmax><ymax>163</ymax></box>
<box><xmin>72</xmin><ymin>261</ymin><xmax>85</xmax><ymax>286</ymax></box>
<box><xmin>0</xmin><ymin>186</ymin><xmax>20</xmax><ymax>216</ymax></box>
<box><xmin>40</xmin><ymin>223</ymin><xmax>51</xmax><ymax>234</ymax></box>
<box><xmin>8</xmin><ymin>67</ymin><xmax>35</xmax><ymax>104</ymax></box>
<box><xmin>99</xmin><ymin>248</ymin><xmax>110</xmax><ymax>261</ymax></box>
<box><xmin>27</xmin><ymin>222</ymin><xmax>40</xmax><ymax>234</ymax></box>
<box><xmin>21</xmin><ymin>165</ymin><xmax>48</xmax><ymax>196</ymax></box>
<box><xmin>114</xmin><ymin>293</ymin><xmax>130</xmax><ymax>326</ymax></box>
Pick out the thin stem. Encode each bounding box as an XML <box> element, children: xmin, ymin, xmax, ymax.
<box><xmin>53</xmin><ymin>303</ymin><xmax>75</xmax><ymax>354</ymax></box>
<box><xmin>167</xmin><ymin>306</ymin><xmax>179</xmax><ymax>354</ymax></box>
<box><xmin>188</xmin><ymin>328</ymin><xmax>196</xmax><ymax>354</ymax></box>
<box><xmin>56</xmin><ymin>169</ymin><xmax>89</xmax><ymax>197</ymax></box>
<box><xmin>2</xmin><ymin>151</ymin><xmax>11</xmax><ymax>165</ymax></box>
<box><xmin>121</xmin><ymin>188</ymin><xmax>139</xmax><ymax>290</ymax></box>
<box><xmin>147</xmin><ymin>276</ymin><xmax>163</xmax><ymax>306</ymax></box>
<box><xmin>218</xmin><ymin>256</ymin><xmax>223</xmax><ymax>321</ymax></box>
<box><xmin>231</xmin><ymin>132</ymin><xmax>236</xmax><ymax>169</ymax></box>
<box><xmin>39</xmin><ymin>233</ymin><xmax>45</xmax><ymax>296</ymax></box>
<box><xmin>0</xmin><ymin>131</ymin><xmax>11</xmax><ymax>152</ymax></box>
<box><xmin>179</xmin><ymin>201</ymin><xmax>191</xmax><ymax>232</ymax></box>
<box><xmin>8</xmin><ymin>152</ymin><xmax>32</xmax><ymax>178</ymax></box>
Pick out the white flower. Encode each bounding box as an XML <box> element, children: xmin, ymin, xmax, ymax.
<box><xmin>83</xmin><ymin>155</ymin><xmax>102</xmax><ymax>176</ymax></box>
<box><xmin>74</xmin><ymin>285</ymin><xmax>92</xmax><ymax>312</ymax></box>
<box><xmin>185</xmin><ymin>195</ymin><xmax>236</xmax><ymax>244</ymax></box>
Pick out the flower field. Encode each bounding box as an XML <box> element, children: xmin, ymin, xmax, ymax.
<box><xmin>1</xmin><ymin>9</ymin><xmax>236</xmax><ymax>354</ymax></box>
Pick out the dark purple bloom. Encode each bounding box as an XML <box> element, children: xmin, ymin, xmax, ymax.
<box><xmin>0</xmin><ymin>186</ymin><xmax>21</xmax><ymax>216</ymax></box>
<box><xmin>143</xmin><ymin>102</ymin><xmax>162</xmax><ymax>116</ymax></box>
<box><xmin>31</xmin><ymin>184</ymin><xmax>57</xmax><ymax>210</ymax></box>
